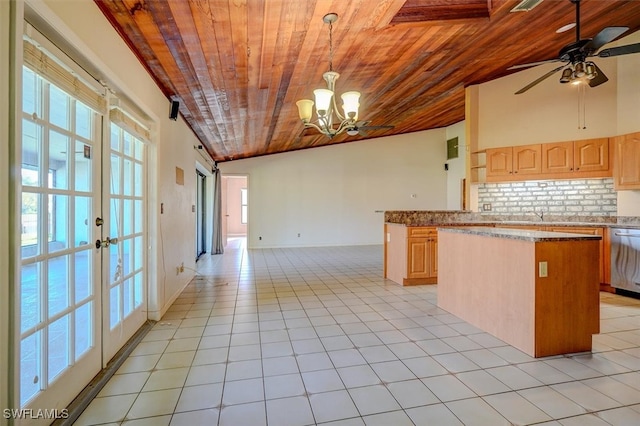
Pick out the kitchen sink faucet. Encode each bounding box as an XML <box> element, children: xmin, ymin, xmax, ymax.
<box><xmin>532</xmin><ymin>210</ymin><xmax>544</xmax><ymax>221</ymax></box>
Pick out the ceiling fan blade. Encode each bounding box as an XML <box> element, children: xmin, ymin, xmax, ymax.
<box><xmin>354</xmin><ymin>120</ymin><xmax>371</xmax><ymax>127</ymax></box>
<box><xmin>359</xmin><ymin>125</ymin><xmax>394</xmax><ymax>130</ymax></box>
<box><xmin>515</xmin><ymin>65</ymin><xmax>566</xmax><ymax>95</ymax></box>
<box><xmin>588</xmin><ymin>63</ymin><xmax>608</xmax><ymax>88</ymax></box>
<box><xmin>508</xmin><ymin>59</ymin><xmax>560</xmax><ymax>70</ymax></box>
<box><xmin>584</xmin><ymin>26</ymin><xmax>629</xmax><ymax>53</ymax></box>
<box><xmin>597</xmin><ymin>42</ymin><xmax>640</xmax><ymax>58</ymax></box>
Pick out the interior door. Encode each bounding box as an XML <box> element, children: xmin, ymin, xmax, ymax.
<box><xmin>19</xmin><ymin>66</ymin><xmax>102</xmax><ymax>410</ymax></box>
<box><xmin>101</xmin><ymin>123</ymin><xmax>147</xmax><ymax>363</ymax></box>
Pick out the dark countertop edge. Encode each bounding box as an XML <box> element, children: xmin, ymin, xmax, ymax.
<box><xmin>438</xmin><ymin>226</ymin><xmax>603</xmax><ymax>242</ymax></box>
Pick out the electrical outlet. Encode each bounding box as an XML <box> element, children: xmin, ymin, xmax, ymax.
<box><xmin>483</xmin><ymin>203</ymin><xmax>492</xmax><ymax>211</ymax></box>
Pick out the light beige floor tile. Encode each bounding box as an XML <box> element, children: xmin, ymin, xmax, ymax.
<box><xmin>142</xmin><ymin>367</ymin><xmax>189</xmax><ymax>391</ymax></box>
<box><xmin>126</xmin><ymin>388</ymin><xmax>181</xmax><ymax>419</ymax></box>
<box><xmin>74</xmin><ymin>394</ymin><xmax>138</xmax><ymax>425</ymax></box>
<box><xmin>97</xmin><ymin>371</ymin><xmax>150</xmax><ymax>397</ymax></box>
<box><xmin>446</xmin><ymin>397</ymin><xmax>510</xmax><ymax>426</ymax></box>
<box><xmin>406</xmin><ymin>403</ymin><xmax>464</xmax><ymax>426</ymax></box>
<box><xmin>484</xmin><ymin>391</ymin><xmax>553</xmax><ymax>424</ymax></box>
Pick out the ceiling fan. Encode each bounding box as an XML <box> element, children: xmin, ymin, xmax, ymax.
<box><xmin>345</xmin><ymin>121</ymin><xmax>394</xmax><ymax>136</ymax></box>
<box><xmin>511</xmin><ymin>0</ymin><xmax>640</xmax><ymax>94</ymax></box>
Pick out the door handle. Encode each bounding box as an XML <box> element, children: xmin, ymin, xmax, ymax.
<box><xmin>95</xmin><ymin>217</ymin><xmax>104</xmax><ymax>227</ymax></box>
<box><xmin>96</xmin><ymin>237</ymin><xmax>119</xmax><ymax>249</ymax></box>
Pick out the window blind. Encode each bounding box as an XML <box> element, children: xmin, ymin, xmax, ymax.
<box><xmin>22</xmin><ymin>39</ymin><xmax>107</xmax><ymax>114</ymax></box>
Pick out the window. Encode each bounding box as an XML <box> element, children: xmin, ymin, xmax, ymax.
<box><xmin>241</xmin><ymin>188</ymin><xmax>248</xmax><ymax>224</ymax></box>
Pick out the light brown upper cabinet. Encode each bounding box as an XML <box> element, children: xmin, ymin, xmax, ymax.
<box><xmin>613</xmin><ymin>132</ymin><xmax>640</xmax><ymax>190</ymax></box>
<box><xmin>574</xmin><ymin>138</ymin><xmax>609</xmax><ymax>172</ymax></box>
<box><xmin>487</xmin><ymin>144</ymin><xmax>541</xmax><ymax>181</ymax></box>
<box><xmin>542</xmin><ymin>142</ymin><xmax>573</xmax><ymax>174</ymax></box>
<box><xmin>487</xmin><ymin>139</ymin><xmax>611</xmax><ymax>182</ymax></box>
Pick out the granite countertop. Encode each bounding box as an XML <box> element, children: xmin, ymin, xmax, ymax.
<box><xmin>384</xmin><ymin>210</ymin><xmax>640</xmax><ymax>229</ymax></box>
<box><xmin>439</xmin><ymin>226</ymin><xmax>603</xmax><ymax>242</ymax></box>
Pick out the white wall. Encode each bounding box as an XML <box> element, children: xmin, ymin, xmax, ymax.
<box><xmin>473</xmin><ymin>30</ymin><xmax>640</xmax><ymax>216</ymax></box>
<box><xmin>26</xmin><ymin>0</ymin><xmax>209</xmax><ymax>319</ymax></box>
<box><xmin>220</xmin><ymin>129</ymin><xmax>449</xmax><ymax>248</ymax></box>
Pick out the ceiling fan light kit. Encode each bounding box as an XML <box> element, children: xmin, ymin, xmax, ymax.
<box><xmin>511</xmin><ymin>0</ymin><xmax>640</xmax><ymax>94</ymax></box>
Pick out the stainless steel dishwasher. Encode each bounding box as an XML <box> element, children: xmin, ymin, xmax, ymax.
<box><xmin>610</xmin><ymin>227</ymin><xmax>640</xmax><ymax>294</ymax></box>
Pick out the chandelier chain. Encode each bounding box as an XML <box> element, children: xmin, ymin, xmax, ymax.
<box><xmin>328</xmin><ymin>20</ymin><xmax>334</xmax><ymax>72</ymax></box>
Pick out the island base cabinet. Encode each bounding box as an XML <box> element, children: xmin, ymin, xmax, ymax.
<box><xmin>437</xmin><ymin>230</ymin><xmax>600</xmax><ymax>358</ymax></box>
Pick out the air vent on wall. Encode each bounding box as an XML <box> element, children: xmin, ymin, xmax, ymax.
<box><xmin>511</xmin><ymin>0</ymin><xmax>543</xmax><ymax>13</ymax></box>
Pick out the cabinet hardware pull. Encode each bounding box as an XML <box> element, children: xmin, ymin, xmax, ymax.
<box><xmin>614</xmin><ymin>233</ymin><xmax>640</xmax><ymax>238</ymax></box>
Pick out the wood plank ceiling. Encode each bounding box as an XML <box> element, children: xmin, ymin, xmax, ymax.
<box><xmin>95</xmin><ymin>0</ymin><xmax>640</xmax><ymax>162</ymax></box>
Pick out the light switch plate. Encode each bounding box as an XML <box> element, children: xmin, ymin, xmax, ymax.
<box><xmin>539</xmin><ymin>261</ymin><xmax>548</xmax><ymax>277</ymax></box>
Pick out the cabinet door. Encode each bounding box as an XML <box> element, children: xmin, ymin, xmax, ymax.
<box><xmin>486</xmin><ymin>147</ymin><xmax>513</xmax><ymax>177</ymax></box>
<box><xmin>574</xmin><ymin>138</ymin><xmax>609</xmax><ymax>172</ymax></box>
<box><xmin>513</xmin><ymin>144</ymin><xmax>542</xmax><ymax>175</ymax></box>
<box><xmin>614</xmin><ymin>133</ymin><xmax>640</xmax><ymax>189</ymax></box>
<box><xmin>542</xmin><ymin>142</ymin><xmax>573</xmax><ymax>174</ymax></box>
<box><xmin>408</xmin><ymin>238</ymin><xmax>430</xmax><ymax>278</ymax></box>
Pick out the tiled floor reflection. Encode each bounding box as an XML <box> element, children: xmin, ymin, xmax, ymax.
<box><xmin>76</xmin><ymin>238</ymin><xmax>640</xmax><ymax>425</ymax></box>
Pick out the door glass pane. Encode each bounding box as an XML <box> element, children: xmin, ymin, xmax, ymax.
<box><xmin>75</xmin><ymin>196</ymin><xmax>91</xmax><ymax>247</ymax></box>
<box><xmin>134</xmin><ymin>273</ymin><xmax>143</xmax><ymax>308</ymax></box>
<box><xmin>123</xmin><ymin>132</ymin><xmax>132</xmax><ymax>156</ymax></box>
<box><xmin>22</xmin><ymin>120</ymin><xmax>42</xmax><ymax>186</ymax></box>
<box><xmin>75</xmin><ymin>302</ymin><xmax>92</xmax><ymax>358</ymax></box>
<box><xmin>123</xmin><ymin>158</ymin><xmax>132</xmax><ymax>196</ymax></box>
<box><xmin>48</xmin><ymin>314</ymin><xmax>70</xmax><ymax>382</ymax></box>
<box><xmin>123</xmin><ymin>238</ymin><xmax>131</xmax><ymax>277</ymax></box>
<box><xmin>48</xmin><ymin>255</ymin><xmax>69</xmax><ymax>317</ymax></box>
<box><xmin>123</xmin><ymin>199</ymin><xmax>132</xmax><ymax>236</ymax></box>
<box><xmin>134</xmin><ymin>236</ymin><xmax>143</xmax><ymax>271</ymax></box>
<box><xmin>75</xmin><ymin>103</ymin><xmax>91</xmax><ymax>139</ymax></box>
<box><xmin>134</xmin><ymin>139</ymin><xmax>143</xmax><ymax>161</ymax></box>
<box><xmin>21</xmin><ymin>192</ymin><xmax>40</xmax><ymax>256</ymax></box>
<box><xmin>23</xmin><ymin>67</ymin><xmax>41</xmax><ymax>116</ymax></box>
<box><xmin>110</xmin><ymin>154</ymin><xmax>121</xmax><ymax>195</ymax></box>
<box><xmin>134</xmin><ymin>200</ymin><xmax>143</xmax><ymax>233</ymax></box>
<box><xmin>49</xmin><ymin>194</ymin><xmax>69</xmax><ymax>252</ymax></box>
<box><xmin>49</xmin><ymin>85</ymin><xmax>70</xmax><ymax>130</ymax></box>
<box><xmin>109</xmin><ymin>243</ymin><xmax>121</xmax><ymax>283</ymax></box>
<box><xmin>134</xmin><ymin>163</ymin><xmax>142</xmax><ymax>196</ymax></box>
<box><xmin>123</xmin><ymin>278</ymin><xmax>132</xmax><ymax>317</ymax></box>
<box><xmin>110</xmin><ymin>123</ymin><xmax>120</xmax><ymax>150</ymax></box>
<box><xmin>75</xmin><ymin>250</ymin><xmax>91</xmax><ymax>303</ymax></box>
<box><xmin>110</xmin><ymin>286</ymin><xmax>120</xmax><ymax>329</ymax></box>
<box><xmin>49</xmin><ymin>130</ymin><xmax>69</xmax><ymax>190</ymax></box>
<box><xmin>75</xmin><ymin>140</ymin><xmax>92</xmax><ymax>192</ymax></box>
<box><xmin>21</xmin><ymin>262</ymin><xmax>40</xmax><ymax>332</ymax></box>
<box><xmin>20</xmin><ymin>332</ymin><xmax>42</xmax><ymax>405</ymax></box>
<box><xmin>110</xmin><ymin>198</ymin><xmax>120</xmax><ymax>237</ymax></box>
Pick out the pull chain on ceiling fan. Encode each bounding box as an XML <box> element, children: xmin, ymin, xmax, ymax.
<box><xmin>510</xmin><ymin>0</ymin><xmax>640</xmax><ymax>94</ymax></box>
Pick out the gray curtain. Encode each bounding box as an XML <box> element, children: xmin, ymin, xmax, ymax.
<box><xmin>211</xmin><ymin>169</ymin><xmax>224</xmax><ymax>254</ymax></box>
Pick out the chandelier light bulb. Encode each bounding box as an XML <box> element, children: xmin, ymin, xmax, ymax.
<box><xmin>296</xmin><ymin>99</ymin><xmax>314</xmax><ymax>122</ymax></box>
<box><xmin>341</xmin><ymin>91</ymin><xmax>360</xmax><ymax>120</ymax></box>
<box><xmin>313</xmin><ymin>88</ymin><xmax>333</xmax><ymax>117</ymax></box>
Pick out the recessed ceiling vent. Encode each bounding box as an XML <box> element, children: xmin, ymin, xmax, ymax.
<box><xmin>510</xmin><ymin>0</ymin><xmax>544</xmax><ymax>13</ymax></box>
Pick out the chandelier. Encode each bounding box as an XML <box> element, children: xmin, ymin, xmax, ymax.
<box><xmin>296</xmin><ymin>13</ymin><xmax>361</xmax><ymax>138</ymax></box>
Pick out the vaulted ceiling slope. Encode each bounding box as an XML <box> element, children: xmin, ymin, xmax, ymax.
<box><xmin>95</xmin><ymin>0</ymin><xmax>640</xmax><ymax>162</ymax></box>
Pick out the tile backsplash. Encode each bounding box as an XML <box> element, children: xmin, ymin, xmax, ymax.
<box><xmin>477</xmin><ymin>178</ymin><xmax>616</xmax><ymax>216</ymax></box>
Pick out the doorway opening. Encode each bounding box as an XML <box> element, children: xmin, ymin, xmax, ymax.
<box><xmin>221</xmin><ymin>175</ymin><xmax>248</xmax><ymax>247</ymax></box>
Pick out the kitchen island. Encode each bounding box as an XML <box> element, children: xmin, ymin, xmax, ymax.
<box><xmin>437</xmin><ymin>227</ymin><xmax>601</xmax><ymax>358</ymax></box>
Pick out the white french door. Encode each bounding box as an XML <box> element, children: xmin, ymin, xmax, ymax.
<box><xmin>101</xmin><ymin>123</ymin><xmax>147</xmax><ymax>362</ymax></box>
<box><xmin>19</xmin><ymin>66</ymin><xmax>103</xmax><ymax>411</ymax></box>
<box><xmin>18</xmin><ymin>49</ymin><xmax>149</xmax><ymax>414</ymax></box>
